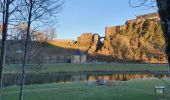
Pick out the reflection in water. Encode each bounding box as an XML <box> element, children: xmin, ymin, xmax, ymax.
<box><xmin>86</xmin><ymin>74</ymin><xmax>168</xmax><ymax>81</ymax></box>
<box><xmin>3</xmin><ymin>73</ymin><xmax>168</xmax><ymax>86</ymax></box>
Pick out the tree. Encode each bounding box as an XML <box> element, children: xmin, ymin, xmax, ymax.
<box><xmin>0</xmin><ymin>24</ymin><xmax>2</xmax><ymax>39</ymax></box>
<box><xmin>111</xmin><ymin>33</ymin><xmax>130</xmax><ymax>63</ymax></box>
<box><xmin>18</xmin><ymin>0</ymin><xmax>63</xmax><ymax>100</ymax></box>
<box><xmin>156</xmin><ymin>0</ymin><xmax>170</xmax><ymax>69</ymax></box>
<box><xmin>110</xmin><ymin>34</ymin><xmax>120</xmax><ymax>62</ymax></box>
<box><xmin>0</xmin><ymin>0</ymin><xmax>20</xmax><ymax>97</ymax></box>
<box><xmin>129</xmin><ymin>0</ymin><xmax>169</xmax><ymax>65</ymax></box>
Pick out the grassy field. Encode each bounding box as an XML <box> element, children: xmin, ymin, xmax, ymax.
<box><xmin>4</xmin><ymin>63</ymin><xmax>169</xmax><ymax>73</ymax></box>
<box><xmin>2</xmin><ymin>78</ymin><xmax>170</xmax><ymax>100</ymax></box>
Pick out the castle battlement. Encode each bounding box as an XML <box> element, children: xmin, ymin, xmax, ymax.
<box><xmin>105</xmin><ymin>12</ymin><xmax>160</xmax><ymax>37</ymax></box>
<box><xmin>136</xmin><ymin>12</ymin><xmax>160</xmax><ymax>20</ymax></box>
<box><xmin>116</xmin><ymin>25</ymin><xmax>127</xmax><ymax>31</ymax></box>
<box><xmin>51</xmin><ymin>39</ymin><xmax>74</xmax><ymax>43</ymax></box>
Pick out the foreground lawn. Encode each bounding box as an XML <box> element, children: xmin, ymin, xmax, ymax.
<box><xmin>2</xmin><ymin>78</ymin><xmax>170</xmax><ymax>100</ymax></box>
<box><xmin>4</xmin><ymin>63</ymin><xmax>169</xmax><ymax>73</ymax></box>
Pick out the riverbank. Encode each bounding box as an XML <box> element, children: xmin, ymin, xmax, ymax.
<box><xmin>4</xmin><ymin>63</ymin><xmax>169</xmax><ymax>73</ymax></box>
<box><xmin>2</xmin><ymin>63</ymin><xmax>169</xmax><ymax>86</ymax></box>
<box><xmin>2</xmin><ymin>70</ymin><xmax>168</xmax><ymax>87</ymax></box>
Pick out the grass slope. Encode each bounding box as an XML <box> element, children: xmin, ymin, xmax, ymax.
<box><xmin>2</xmin><ymin>78</ymin><xmax>170</xmax><ymax>100</ymax></box>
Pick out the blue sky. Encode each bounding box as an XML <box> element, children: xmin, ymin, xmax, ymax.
<box><xmin>56</xmin><ymin>0</ymin><xmax>156</xmax><ymax>40</ymax></box>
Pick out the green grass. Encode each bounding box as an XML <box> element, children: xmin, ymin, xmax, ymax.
<box><xmin>4</xmin><ymin>63</ymin><xmax>169</xmax><ymax>73</ymax></box>
<box><xmin>2</xmin><ymin>78</ymin><xmax>170</xmax><ymax>100</ymax></box>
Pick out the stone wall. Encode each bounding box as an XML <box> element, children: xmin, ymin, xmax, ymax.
<box><xmin>137</xmin><ymin>13</ymin><xmax>160</xmax><ymax>20</ymax></box>
<box><xmin>49</xmin><ymin>39</ymin><xmax>74</xmax><ymax>47</ymax></box>
<box><xmin>88</xmin><ymin>34</ymin><xmax>101</xmax><ymax>54</ymax></box>
<box><xmin>75</xmin><ymin>33</ymin><xmax>102</xmax><ymax>52</ymax></box>
<box><xmin>116</xmin><ymin>25</ymin><xmax>127</xmax><ymax>32</ymax></box>
<box><xmin>126</xmin><ymin>19</ymin><xmax>137</xmax><ymax>24</ymax></box>
<box><xmin>105</xmin><ymin>26</ymin><xmax>116</xmax><ymax>37</ymax></box>
<box><xmin>76</xmin><ymin>33</ymin><xmax>93</xmax><ymax>46</ymax></box>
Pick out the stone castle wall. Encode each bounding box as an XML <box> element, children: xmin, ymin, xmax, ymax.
<box><xmin>105</xmin><ymin>13</ymin><xmax>160</xmax><ymax>37</ymax></box>
<box><xmin>49</xmin><ymin>39</ymin><xmax>74</xmax><ymax>47</ymax></box>
<box><xmin>105</xmin><ymin>26</ymin><xmax>116</xmax><ymax>37</ymax></box>
<box><xmin>77</xmin><ymin>33</ymin><xmax>93</xmax><ymax>46</ymax></box>
<box><xmin>52</xmin><ymin>39</ymin><xmax>74</xmax><ymax>43</ymax></box>
<box><xmin>126</xmin><ymin>19</ymin><xmax>137</xmax><ymax>24</ymax></box>
<box><xmin>100</xmin><ymin>12</ymin><xmax>161</xmax><ymax>60</ymax></box>
<box><xmin>116</xmin><ymin>25</ymin><xmax>127</xmax><ymax>32</ymax></box>
<box><xmin>136</xmin><ymin>13</ymin><xmax>159</xmax><ymax>20</ymax></box>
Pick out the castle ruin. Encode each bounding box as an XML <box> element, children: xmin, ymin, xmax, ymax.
<box><xmin>105</xmin><ymin>12</ymin><xmax>160</xmax><ymax>37</ymax></box>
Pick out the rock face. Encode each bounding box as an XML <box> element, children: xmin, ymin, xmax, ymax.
<box><xmin>98</xmin><ymin>27</ymin><xmax>116</xmax><ymax>56</ymax></box>
<box><xmin>88</xmin><ymin>34</ymin><xmax>102</xmax><ymax>54</ymax></box>
<box><xmin>76</xmin><ymin>33</ymin><xmax>93</xmax><ymax>50</ymax></box>
<box><xmin>76</xmin><ymin>33</ymin><xmax>102</xmax><ymax>52</ymax></box>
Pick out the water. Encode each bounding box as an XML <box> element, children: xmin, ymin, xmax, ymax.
<box><xmin>74</xmin><ymin>73</ymin><xmax>168</xmax><ymax>81</ymax></box>
<box><xmin>3</xmin><ymin>72</ymin><xmax>168</xmax><ymax>86</ymax></box>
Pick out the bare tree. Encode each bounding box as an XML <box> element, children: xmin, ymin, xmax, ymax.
<box><xmin>0</xmin><ymin>0</ymin><xmax>20</xmax><ymax>98</ymax></box>
<box><xmin>129</xmin><ymin>0</ymin><xmax>157</xmax><ymax>9</ymax></box>
<box><xmin>18</xmin><ymin>0</ymin><xmax>63</xmax><ymax>100</ymax></box>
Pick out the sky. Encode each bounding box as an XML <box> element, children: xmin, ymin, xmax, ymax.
<box><xmin>56</xmin><ymin>0</ymin><xmax>157</xmax><ymax>40</ymax></box>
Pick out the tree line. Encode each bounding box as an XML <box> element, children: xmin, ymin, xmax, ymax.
<box><xmin>0</xmin><ymin>0</ymin><xmax>63</xmax><ymax>100</ymax></box>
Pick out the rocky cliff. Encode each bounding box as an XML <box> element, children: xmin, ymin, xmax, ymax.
<box><xmin>98</xmin><ymin>12</ymin><xmax>166</xmax><ymax>63</ymax></box>
<box><xmin>49</xmin><ymin>12</ymin><xmax>166</xmax><ymax>63</ymax></box>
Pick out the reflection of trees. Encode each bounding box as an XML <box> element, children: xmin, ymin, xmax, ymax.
<box><xmin>88</xmin><ymin>74</ymin><xmax>162</xmax><ymax>81</ymax></box>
